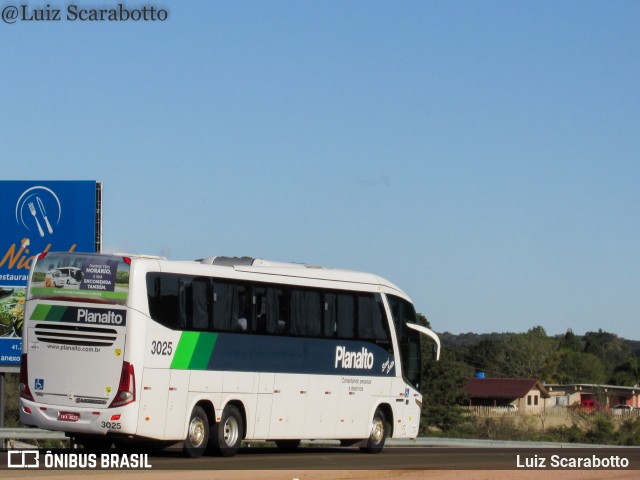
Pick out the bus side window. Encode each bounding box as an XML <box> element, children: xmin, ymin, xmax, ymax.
<box><xmin>275</xmin><ymin>287</ymin><xmax>289</xmax><ymax>334</ymax></box>
<box><xmin>211</xmin><ymin>281</ymin><xmax>250</xmax><ymax>332</ymax></box>
<box><xmin>147</xmin><ymin>273</ymin><xmax>180</xmax><ymax>330</ymax></box>
<box><xmin>191</xmin><ymin>278</ymin><xmax>210</xmax><ymax>330</ymax></box>
<box><xmin>336</xmin><ymin>293</ymin><xmax>355</xmax><ymax>339</ymax></box>
<box><xmin>357</xmin><ymin>294</ymin><xmax>375</xmax><ymax>340</ymax></box>
<box><xmin>146</xmin><ymin>274</ymin><xmax>161</xmax><ymax>321</ymax></box>
<box><xmin>253</xmin><ymin>286</ymin><xmax>267</xmax><ymax>334</ymax></box>
<box><xmin>374</xmin><ymin>293</ymin><xmax>392</xmax><ymax>351</ymax></box>
<box><xmin>357</xmin><ymin>293</ymin><xmax>391</xmax><ymax>350</ymax></box>
<box><xmin>324</xmin><ymin>293</ymin><xmax>337</xmax><ymax>337</ymax></box>
<box><xmin>253</xmin><ymin>284</ymin><xmax>287</xmax><ymax>335</ymax></box>
<box><xmin>231</xmin><ymin>283</ymin><xmax>250</xmax><ymax>332</ymax></box>
<box><xmin>212</xmin><ymin>281</ymin><xmax>233</xmax><ymax>331</ymax></box>
<box><xmin>268</xmin><ymin>287</ymin><xmax>284</xmax><ymax>334</ymax></box>
<box><xmin>290</xmin><ymin>289</ymin><xmax>321</xmax><ymax>337</ymax></box>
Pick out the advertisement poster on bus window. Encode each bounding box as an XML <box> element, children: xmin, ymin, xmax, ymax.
<box><xmin>29</xmin><ymin>253</ymin><xmax>129</xmax><ymax>305</ymax></box>
<box><xmin>0</xmin><ymin>181</ymin><xmax>100</xmax><ymax>369</ymax></box>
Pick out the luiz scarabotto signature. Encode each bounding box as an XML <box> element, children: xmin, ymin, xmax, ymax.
<box><xmin>2</xmin><ymin>3</ymin><xmax>169</xmax><ymax>24</ymax></box>
<box><xmin>516</xmin><ymin>453</ymin><xmax>630</xmax><ymax>469</ymax></box>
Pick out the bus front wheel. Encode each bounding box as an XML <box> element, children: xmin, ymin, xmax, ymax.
<box><xmin>361</xmin><ymin>408</ymin><xmax>389</xmax><ymax>454</ymax></box>
<box><xmin>210</xmin><ymin>405</ymin><xmax>243</xmax><ymax>457</ymax></box>
<box><xmin>183</xmin><ymin>405</ymin><xmax>209</xmax><ymax>458</ymax></box>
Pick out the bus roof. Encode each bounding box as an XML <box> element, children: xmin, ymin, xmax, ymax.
<box><xmin>193</xmin><ymin>256</ymin><xmax>408</xmax><ymax>297</ymax></box>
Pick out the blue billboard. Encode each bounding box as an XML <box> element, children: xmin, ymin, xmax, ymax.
<box><xmin>0</xmin><ymin>181</ymin><xmax>100</xmax><ymax>367</ymax></box>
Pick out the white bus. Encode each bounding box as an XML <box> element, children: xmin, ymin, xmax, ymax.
<box><xmin>20</xmin><ymin>252</ymin><xmax>440</xmax><ymax>457</ymax></box>
<box><xmin>44</xmin><ymin>267</ymin><xmax>83</xmax><ymax>288</ymax></box>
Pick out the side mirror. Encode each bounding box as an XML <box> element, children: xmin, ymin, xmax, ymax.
<box><xmin>406</xmin><ymin>323</ymin><xmax>441</xmax><ymax>361</ymax></box>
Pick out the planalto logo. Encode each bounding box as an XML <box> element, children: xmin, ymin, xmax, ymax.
<box><xmin>335</xmin><ymin>346</ymin><xmax>374</xmax><ymax>370</ymax></box>
<box><xmin>77</xmin><ymin>309</ymin><xmax>124</xmax><ymax>325</ymax></box>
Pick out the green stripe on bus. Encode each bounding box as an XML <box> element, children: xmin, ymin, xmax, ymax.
<box><xmin>47</xmin><ymin>306</ymin><xmax>67</xmax><ymax>321</ymax></box>
<box><xmin>31</xmin><ymin>304</ymin><xmax>52</xmax><ymax>321</ymax></box>
<box><xmin>170</xmin><ymin>332</ymin><xmax>200</xmax><ymax>369</ymax></box>
<box><xmin>190</xmin><ymin>332</ymin><xmax>218</xmax><ymax>370</ymax></box>
<box><xmin>170</xmin><ymin>332</ymin><xmax>218</xmax><ymax>370</ymax></box>
<box><xmin>31</xmin><ymin>304</ymin><xmax>66</xmax><ymax>321</ymax></box>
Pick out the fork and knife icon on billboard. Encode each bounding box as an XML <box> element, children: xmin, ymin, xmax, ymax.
<box><xmin>28</xmin><ymin>197</ymin><xmax>54</xmax><ymax>237</ymax></box>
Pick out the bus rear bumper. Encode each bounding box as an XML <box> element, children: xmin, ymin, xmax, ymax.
<box><xmin>19</xmin><ymin>399</ymin><xmax>138</xmax><ymax>436</ymax></box>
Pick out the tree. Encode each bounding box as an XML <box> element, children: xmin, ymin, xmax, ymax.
<box><xmin>466</xmin><ymin>327</ymin><xmax>557</xmax><ymax>379</ymax></box>
<box><xmin>416</xmin><ymin>312</ymin><xmax>431</xmax><ymax>329</ymax></box>
<box><xmin>554</xmin><ymin>351</ymin><xmax>607</xmax><ymax>384</ymax></box>
<box><xmin>610</xmin><ymin>358</ymin><xmax>640</xmax><ymax>387</ymax></box>
<box><xmin>502</xmin><ymin>326</ymin><xmax>557</xmax><ymax>379</ymax></box>
<box><xmin>420</xmin><ymin>349</ymin><xmax>473</xmax><ymax>434</ymax></box>
<box><xmin>466</xmin><ymin>338</ymin><xmax>505</xmax><ymax>376</ymax></box>
<box><xmin>584</xmin><ymin>330</ymin><xmax>630</xmax><ymax>363</ymax></box>
<box><xmin>559</xmin><ymin>329</ymin><xmax>583</xmax><ymax>352</ymax></box>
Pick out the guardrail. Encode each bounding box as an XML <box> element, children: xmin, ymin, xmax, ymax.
<box><xmin>0</xmin><ymin>428</ymin><xmax>69</xmax><ymax>449</ymax></box>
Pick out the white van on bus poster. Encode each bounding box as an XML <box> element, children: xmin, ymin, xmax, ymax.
<box><xmin>30</xmin><ymin>253</ymin><xmax>129</xmax><ymax>305</ymax></box>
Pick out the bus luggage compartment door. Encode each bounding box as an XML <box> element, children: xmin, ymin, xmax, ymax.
<box><xmin>137</xmin><ymin>368</ymin><xmax>170</xmax><ymax>439</ymax></box>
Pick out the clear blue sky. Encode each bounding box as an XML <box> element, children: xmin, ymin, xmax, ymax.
<box><xmin>3</xmin><ymin>1</ymin><xmax>639</xmax><ymax>339</ymax></box>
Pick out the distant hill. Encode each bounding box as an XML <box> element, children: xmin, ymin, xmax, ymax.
<box><xmin>437</xmin><ymin>329</ymin><xmax>640</xmax><ymax>386</ymax></box>
<box><xmin>439</xmin><ymin>330</ymin><xmax>640</xmax><ymax>351</ymax></box>
<box><xmin>439</xmin><ymin>331</ymin><xmax>520</xmax><ymax>349</ymax></box>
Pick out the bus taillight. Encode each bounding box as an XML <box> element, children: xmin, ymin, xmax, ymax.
<box><xmin>109</xmin><ymin>361</ymin><xmax>136</xmax><ymax>408</ymax></box>
<box><xmin>19</xmin><ymin>354</ymin><xmax>34</xmax><ymax>402</ymax></box>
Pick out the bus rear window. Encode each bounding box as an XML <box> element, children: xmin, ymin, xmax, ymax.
<box><xmin>29</xmin><ymin>253</ymin><xmax>130</xmax><ymax>305</ymax></box>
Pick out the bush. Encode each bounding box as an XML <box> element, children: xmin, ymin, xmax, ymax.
<box><xmin>585</xmin><ymin>417</ymin><xmax>616</xmax><ymax>444</ymax></box>
<box><xmin>544</xmin><ymin>424</ymin><xmax>586</xmax><ymax>444</ymax></box>
<box><xmin>617</xmin><ymin>419</ymin><xmax>640</xmax><ymax>446</ymax></box>
<box><xmin>471</xmin><ymin>417</ymin><xmax>538</xmax><ymax>441</ymax></box>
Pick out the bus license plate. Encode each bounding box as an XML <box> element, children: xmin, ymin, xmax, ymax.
<box><xmin>59</xmin><ymin>412</ymin><xmax>80</xmax><ymax>422</ymax></box>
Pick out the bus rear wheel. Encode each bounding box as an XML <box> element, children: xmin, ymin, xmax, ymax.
<box><xmin>183</xmin><ymin>405</ymin><xmax>209</xmax><ymax>458</ymax></box>
<box><xmin>210</xmin><ymin>405</ymin><xmax>243</xmax><ymax>457</ymax></box>
<box><xmin>361</xmin><ymin>408</ymin><xmax>389</xmax><ymax>454</ymax></box>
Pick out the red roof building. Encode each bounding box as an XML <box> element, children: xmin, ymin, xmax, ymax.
<box><xmin>463</xmin><ymin>378</ymin><xmax>550</xmax><ymax>413</ymax></box>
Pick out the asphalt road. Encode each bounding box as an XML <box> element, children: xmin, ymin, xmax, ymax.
<box><xmin>148</xmin><ymin>446</ymin><xmax>640</xmax><ymax>471</ymax></box>
<box><xmin>133</xmin><ymin>446</ymin><xmax>518</xmax><ymax>470</ymax></box>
